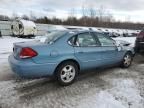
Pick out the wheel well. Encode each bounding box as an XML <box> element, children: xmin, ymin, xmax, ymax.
<box><xmin>54</xmin><ymin>59</ymin><xmax>80</xmax><ymax>75</ymax></box>
<box><xmin>126</xmin><ymin>50</ymin><xmax>133</xmax><ymax>56</ymax></box>
<box><xmin>127</xmin><ymin>50</ymin><xmax>132</xmax><ymax>54</ymax></box>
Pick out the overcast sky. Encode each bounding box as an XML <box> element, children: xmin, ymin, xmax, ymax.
<box><xmin>0</xmin><ymin>0</ymin><xmax>144</xmax><ymax>22</ymax></box>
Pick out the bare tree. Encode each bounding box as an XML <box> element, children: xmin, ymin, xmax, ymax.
<box><xmin>30</xmin><ymin>11</ymin><xmax>37</xmax><ymax>21</ymax></box>
<box><xmin>125</xmin><ymin>15</ymin><xmax>131</xmax><ymax>22</ymax></box>
<box><xmin>12</xmin><ymin>12</ymin><xmax>19</xmax><ymax>20</ymax></box>
<box><xmin>89</xmin><ymin>7</ymin><xmax>96</xmax><ymax>18</ymax></box>
<box><xmin>87</xmin><ymin>5</ymin><xmax>96</xmax><ymax>26</ymax></box>
<box><xmin>21</xmin><ymin>14</ymin><xmax>29</xmax><ymax>20</ymax></box>
<box><xmin>107</xmin><ymin>12</ymin><xmax>114</xmax><ymax>22</ymax></box>
<box><xmin>67</xmin><ymin>8</ymin><xmax>77</xmax><ymax>25</ymax></box>
<box><xmin>81</xmin><ymin>4</ymin><xmax>88</xmax><ymax>26</ymax></box>
<box><xmin>69</xmin><ymin>8</ymin><xmax>76</xmax><ymax>18</ymax></box>
<box><xmin>98</xmin><ymin>5</ymin><xmax>105</xmax><ymax>22</ymax></box>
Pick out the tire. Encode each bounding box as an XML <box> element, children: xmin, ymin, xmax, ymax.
<box><xmin>55</xmin><ymin>61</ymin><xmax>78</xmax><ymax>86</ymax></box>
<box><xmin>121</xmin><ymin>52</ymin><xmax>133</xmax><ymax>68</ymax></box>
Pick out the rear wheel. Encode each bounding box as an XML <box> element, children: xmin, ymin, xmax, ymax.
<box><xmin>121</xmin><ymin>52</ymin><xmax>133</xmax><ymax>68</ymax></box>
<box><xmin>55</xmin><ymin>61</ymin><xmax>78</xmax><ymax>86</ymax></box>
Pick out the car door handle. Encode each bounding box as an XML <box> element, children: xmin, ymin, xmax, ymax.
<box><xmin>78</xmin><ymin>51</ymin><xmax>84</xmax><ymax>53</ymax></box>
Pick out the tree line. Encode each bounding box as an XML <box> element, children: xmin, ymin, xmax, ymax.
<box><xmin>0</xmin><ymin>6</ymin><xmax>144</xmax><ymax>30</ymax></box>
<box><xmin>35</xmin><ymin>16</ymin><xmax>144</xmax><ymax>30</ymax></box>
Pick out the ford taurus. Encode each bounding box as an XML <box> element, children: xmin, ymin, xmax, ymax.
<box><xmin>9</xmin><ymin>30</ymin><xmax>134</xmax><ymax>86</ymax></box>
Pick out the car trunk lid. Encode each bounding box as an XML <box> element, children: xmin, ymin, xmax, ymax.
<box><xmin>13</xmin><ymin>41</ymin><xmax>45</xmax><ymax>59</ymax></box>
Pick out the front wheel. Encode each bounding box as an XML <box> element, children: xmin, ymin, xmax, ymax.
<box><xmin>121</xmin><ymin>52</ymin><xmax>133</xmax><ymax>68</ymax></box>
<box><xmin>55</xmin><ymin>61</ymin><xmax>78</xmax><ymax>86</ymax></box>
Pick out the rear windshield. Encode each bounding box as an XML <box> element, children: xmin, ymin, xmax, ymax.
<box><xmin>39</xmin><ymin>31</ymin><xmax>67</xmax><ymax>44</ymax></box>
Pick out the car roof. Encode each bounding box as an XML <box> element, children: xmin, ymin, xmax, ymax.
<box><xmin>47</xmin><ymin>29</ymin><xmax>101</xmax><ymax>38</ymax></box>
<box><xmin>67</xmin><ymin>30</ymin><xmax>98</xmax><ymax>35</ymax></box>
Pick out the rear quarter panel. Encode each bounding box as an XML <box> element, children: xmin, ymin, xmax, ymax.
<box><xmin>31</xmin><ymin>34</ymin><xmax>79</xmax><ymax>67</ymax></box>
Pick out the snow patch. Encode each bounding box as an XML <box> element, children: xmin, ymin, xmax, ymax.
<box><xmin>77</xmin><ymin>91</ymin><xmax>125</xmax><ymax>108</ymax></box>
<box><xmin>108</xmin><ymin>79</ymin><xmax>143</xmax><ymax>108</ymax></box>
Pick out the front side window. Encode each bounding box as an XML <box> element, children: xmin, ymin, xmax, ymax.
<box><xmin>97</xmin><ymin>33</ymin><xmax>115</xmax><ymax>46</ymax></box>
<box><xmin>76</xmin><ymin>33</ymin><xmax>98</xmax><ymax>47</ymax></box>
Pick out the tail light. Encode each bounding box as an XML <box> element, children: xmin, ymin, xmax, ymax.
<box><xmin>20</xmin><ymin>47</ymin><xmax>38</xmax><ymax>59</ymax></box>
<box><xmin>137</xmin><ymin>31</ymin><xmax>144</xmax><ymax>38</ymax></box>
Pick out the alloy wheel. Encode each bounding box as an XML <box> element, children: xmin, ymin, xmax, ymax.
<box><xmin>60</xmin><ymin>65</ymin><xmax>76</xmax><ymax>83</ymax></box>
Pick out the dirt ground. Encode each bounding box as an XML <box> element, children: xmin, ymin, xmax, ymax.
<box><xmin>0</xmin><ymin>54</ymin><xmax>144</xmax><ymax>108</ymax></box>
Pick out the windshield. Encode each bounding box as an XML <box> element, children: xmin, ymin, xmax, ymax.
<box><xmin>38</xmin><ymin>31</ymin><xmax>67</xmax><ymax>44</ymax></box>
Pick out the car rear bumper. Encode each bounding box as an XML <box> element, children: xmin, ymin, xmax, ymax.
<box><xmin>8</xmin><ymin>55</ymin><xmax>57</xmax><ymax>78</ymax></box>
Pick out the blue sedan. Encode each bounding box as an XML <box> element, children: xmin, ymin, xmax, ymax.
<box><xmin>9</xmin><ymin>30</ymin><xmax>134</xmax><ymax>85</ymax></box>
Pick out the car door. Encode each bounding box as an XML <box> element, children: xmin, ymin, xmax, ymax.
<box><xmin>94</xmin><ymin>32</ymin><xmax>120</xmax><ymax>65</ymax></box>
<box><xmin>73</xmin><ymin>32</ymin><xmax>103</xmax><ymax>70</ymax></box>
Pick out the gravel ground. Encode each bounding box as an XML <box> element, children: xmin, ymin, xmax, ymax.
<box><xmin>0</xmin><ymin>37</ymin><xmax>144</xmax><ymax>108</ymax></box>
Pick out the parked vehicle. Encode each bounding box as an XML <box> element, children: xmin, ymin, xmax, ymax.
<box><xmin>9</xmin><ymin>30</ymin><xmax>134</xmax><ymax>86</ymax></box>
<box><xmin>113</xmin><ymin>37</ymin><xmax>136</xmax><ymax>49</ymax></box>
<box><xmin>135</xmin><ymin>29</ymin><xmax>144</xmax><ymax>53</ymax></box>
<box><xmin>11</xmin><ymin>19</ymin><xmax>37</xmax><ymax>38</ymax></box>
<box><xmin>123</xmin><ymin>33</ymin><xmax>137</xmax><ymax>37</ymax></box>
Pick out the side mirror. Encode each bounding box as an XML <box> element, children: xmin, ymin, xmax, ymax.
<box><xmin>114</xmin><ymin>41</ymin><xmax>122</xmax><ymax>51</ymax></box>
<box><xmin>114</xmin><ymin>41</ymin><xmax>120</xmax><ymax>46</ymax></box>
